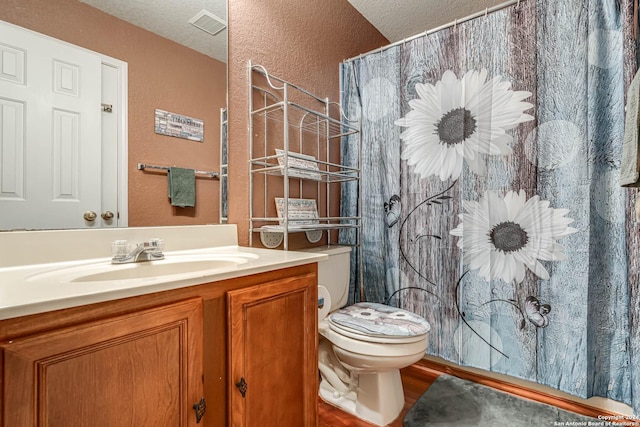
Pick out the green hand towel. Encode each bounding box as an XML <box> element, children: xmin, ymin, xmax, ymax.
<box><xmin>168</xmin><ymin>167</ymin><xmax>196</xmax><ymax>208</ymax></box>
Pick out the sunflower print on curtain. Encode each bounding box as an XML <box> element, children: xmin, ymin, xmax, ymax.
<box><xmin>339</xmin><ymin>0</ymin><xmax>640</xmax><ymax>415</ymax></box>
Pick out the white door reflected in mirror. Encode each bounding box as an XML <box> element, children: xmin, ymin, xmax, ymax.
<box><xmin>0</xmin><ymin>21</ymin><xmax>125</xmax><ymax>230</ymax></box>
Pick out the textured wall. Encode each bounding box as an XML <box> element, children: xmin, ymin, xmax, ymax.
<box><xmin>0</xmin><ymin>0</ymin><xmax>226</xmax><ymax>226</ymax></box>
<box><xmin>227</xmin><ymin>0</ymin><xmax>388</xmax><ymax>247</ymax></box>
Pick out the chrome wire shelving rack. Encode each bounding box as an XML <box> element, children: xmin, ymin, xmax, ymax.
<box><xmin>248</xmin><ymin>61</ymin><xmax>362</xmax><ymax>251</ymax></box>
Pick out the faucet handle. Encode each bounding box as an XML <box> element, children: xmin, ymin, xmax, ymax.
<box><xmin>111</xmin><ymin>240</ymin><xmax>130</xmax><ymax>258</ymax></box>
<box><xmin>145</xmin><ymin>238</ymin><xmax>164</xmax><ymax>252</ymax></box>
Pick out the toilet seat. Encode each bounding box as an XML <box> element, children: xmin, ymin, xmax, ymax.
<box><xmin>320</xmin><ymin>319</ymin><xmax>429</xmax><ymax>358</ymax></box>
<box><xmin>328</xmin><ymin>302</ymin><xmax>431</xmax><ymax>343</ymax></box>
<box><xmin>328</xmin><ymin>321</ymin><xmax>427</xmax><ymax>344</ymax></box>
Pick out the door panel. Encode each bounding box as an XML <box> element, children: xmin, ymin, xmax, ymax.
<box><xmin>1</xmin><ymin>298</ymin><xmax>204</xmax><ymax>427</ymax></box>
<box><xmin>0</xmin><ymin>97</ymin><xmax>25</xmax><ymax>199</ymax></box>
<box><xmin>0</xmin><ymin>21</ymin><xmax>102</xmax><ymax>230</ymax></box>
<box><xmin>228</xmin><ymin>273</ymin><xmax>318</xmax><ymax>427</ymax></box>
<box><xmin>100</xmin><ymin>62</ymin><xmax>120</xmax><ymax>228</ymax></box>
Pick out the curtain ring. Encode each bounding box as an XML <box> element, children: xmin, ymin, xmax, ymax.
<box><xmin>485</xmin><ymin>7</ymin><xmax>488</xmax><ymax>19</ymax></box>
<box><xmin>454</xmin><ymin>18</ymin><xmax>458</xmax><ymax>29</ymax></box>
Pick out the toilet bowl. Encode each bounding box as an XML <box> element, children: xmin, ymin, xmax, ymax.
<box><xmin>304</xmin><ymin>246</ymin><xmax>430</xmax><ymax>426</ymax></box>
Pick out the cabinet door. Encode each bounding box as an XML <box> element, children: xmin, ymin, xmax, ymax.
<box><xmin>228</xmin><ymin>273</ymin><xmax>318</xmax><ymax>427</ymax></box>
<box><xmin>1</xmin><ymin>298</ymin><xmax>204</xmax><ymax>427</ymax></box>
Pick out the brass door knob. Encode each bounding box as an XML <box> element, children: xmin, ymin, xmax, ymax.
<box><xmin>83</xmin><ymin>211</ymin><xmax>97</xmax><ymax>222</ymax></box>
<box><xmin>101</xmin><ymin>211</ymin><xmax>114</xmax><ymax>220</ymax></box>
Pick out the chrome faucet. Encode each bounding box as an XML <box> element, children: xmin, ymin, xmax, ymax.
<box><xmin>111</xmin><ymin>239</ymin><xmax>165</xmax><ymax>264</ymax></box>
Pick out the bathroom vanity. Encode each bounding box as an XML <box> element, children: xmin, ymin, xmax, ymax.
<box><xmin>0</xmin><ymin>225</ymin><xmax>324</xmax><ymax>427</ymax></box>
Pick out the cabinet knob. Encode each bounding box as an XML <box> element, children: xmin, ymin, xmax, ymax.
<box><xmin>192</xmin><ymin>397</ymin><xmax>206</xmax><ymax>423</ymax></box>
<box><xmin>235</xmin><ymin>377</ymin><xmax>247</xmax><ymax>397</ymax></box>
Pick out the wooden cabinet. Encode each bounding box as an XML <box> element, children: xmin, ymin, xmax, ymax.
<box><xmin>1</xmin><ymin>299</ymin><xmax>204</xmax><ymax>427</ymax></box>
<box><xmin>0</xmin><ymin>263</ymin><xmax>318</xmax><ymax>427</ymax></box>
<box><xmin>227</xmin><ymin>273</ymin><xmax>318</xmax><ymax>427</ymax></box>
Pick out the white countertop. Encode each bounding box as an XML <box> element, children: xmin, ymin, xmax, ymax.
<box><xmin>0</xmin><ymin>225</ymin><xmax>327</xmax><ymax>320</ymax></box>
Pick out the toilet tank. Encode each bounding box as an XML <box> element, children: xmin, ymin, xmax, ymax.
<box><xmin>301</xmin><ymin>245</ymin><xmax>352</xmax><ymax>311</ymax></box>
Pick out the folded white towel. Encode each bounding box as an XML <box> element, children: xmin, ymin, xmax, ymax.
<box><xmin>620</xmin><ymin>68</ymin><xmax>640</xmax><ymax>187</ymax></box>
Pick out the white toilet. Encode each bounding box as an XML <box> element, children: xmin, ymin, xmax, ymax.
<box><xmin>305</xmin><ymin>246</ymin><xmax>431</xmax><ymax>426</ymax></box>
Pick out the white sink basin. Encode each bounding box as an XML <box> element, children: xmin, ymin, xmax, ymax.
<box><xmin>72</xmin><ymin>259</ymin><xmax>241</xmax><ymax>282</ymax></box>
<box><xmin>25</xmin><ymin>252</ymin><xmax>260</xmax><ymax>284</ymax></box>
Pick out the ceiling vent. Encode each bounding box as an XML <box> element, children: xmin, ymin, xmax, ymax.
<box><xmin>189</xmin><ymin>9</ymin><xmax>227</xmax><ymax>36</ymax></box>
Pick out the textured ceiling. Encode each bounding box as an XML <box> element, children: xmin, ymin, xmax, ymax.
<box><xmin>78</xmin><ymin>0</ymin><xmax>227</xmax><ymax>63</ymax></box>
<box><xmin>348</xmin><ymin>0</ymin><xmax>512</xmax><ymax>43</ymax></box>
<box><xmin>77</xmin><ymin>0</ymin><xmax>512</xmax><ymax>64</ymax></box>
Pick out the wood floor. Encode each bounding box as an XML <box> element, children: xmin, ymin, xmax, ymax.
<box><xmin>318</xmin><ymin>364</ymin><xmax>438</xmax><ymax>427</ymax></box>
<box><xmin>317</xmin><ymin>358</ymin><xmax>638</xmax><ymax>427</ymax></box>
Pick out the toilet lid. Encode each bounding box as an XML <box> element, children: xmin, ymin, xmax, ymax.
<box><xmin>328</xmin><ymin>302</ymin><xmax>431</xmax><ymax>339</ymax></box>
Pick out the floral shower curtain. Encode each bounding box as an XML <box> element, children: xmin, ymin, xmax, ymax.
<box><xmin>340</xmin><ymin>0</ymin><xmax>640</xmax><ymax>414</ymax></box>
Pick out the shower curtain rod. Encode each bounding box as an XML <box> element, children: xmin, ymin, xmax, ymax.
<box><xmin>343</xmin><ymin>0</ymin><xmax>522</xmax><ymax>63</ymax></box>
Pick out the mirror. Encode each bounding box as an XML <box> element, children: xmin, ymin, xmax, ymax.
<box><xmin>0</xmin><ymin>0</ymin><xmax>227</xmax><ymax>230</ymax></box>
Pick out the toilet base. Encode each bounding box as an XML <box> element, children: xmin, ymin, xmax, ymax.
<box><xmin>319</xmin><ymin>369</ymin><xmax>405</xmax><ymax>426</ymax></box>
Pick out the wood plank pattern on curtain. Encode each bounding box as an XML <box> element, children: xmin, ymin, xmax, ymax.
<box><xmin>340</xmin><ymin>0</ymin><xmax>639</xmax><ymax>414</ymax></box>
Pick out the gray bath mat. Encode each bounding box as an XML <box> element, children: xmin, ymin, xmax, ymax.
<box><xmin>404</xmin><ymin>374</ymin><xmax>596</xmax><ymax>426</ymax></box>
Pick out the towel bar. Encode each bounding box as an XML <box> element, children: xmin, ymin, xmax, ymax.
<box><xmin>137</xmin><ymin>163</ymin><xmax>219</xmax><ymax>178</ymax></box>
